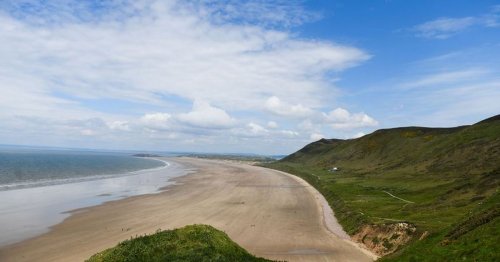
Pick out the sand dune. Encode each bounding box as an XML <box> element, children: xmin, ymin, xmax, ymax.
<box><xmin>0</xmin><ymin>157</ymin><xmax>375</xmax><ymax>262</ymax></box>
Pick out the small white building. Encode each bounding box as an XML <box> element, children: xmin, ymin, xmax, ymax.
<box><xmin>330</xmin><ymin>167</ymin><xmax>339</xmax><ymax>172</ymax></box>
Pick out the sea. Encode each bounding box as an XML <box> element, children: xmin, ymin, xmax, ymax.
<box><xmin>0</xmin><ymin>146</ymin><xmax>187</xmax><ymax>247</ymax></box>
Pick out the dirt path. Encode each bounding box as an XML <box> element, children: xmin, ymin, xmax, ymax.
<box><xmin>382</xmin><ymin>190</ymin><xmax>415</xmax><ymax>204</ymax></box>
<box><xmin>0</xmin><ymin>158</ymin><xmax>376</xmax><ymax>262</ymax></box>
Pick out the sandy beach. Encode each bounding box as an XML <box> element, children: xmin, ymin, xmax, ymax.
<box><xmin>0</xmin><ymin>157</ymin><xmax>375</xmax><ymax>262</ymax></box>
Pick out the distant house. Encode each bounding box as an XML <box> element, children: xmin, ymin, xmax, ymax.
<box><xmin>330</xmin><ymin>167</ymin><xmax>339</xmax><ymax>172</ymax></box>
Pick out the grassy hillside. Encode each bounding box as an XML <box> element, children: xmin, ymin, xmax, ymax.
<box><xmin>86</xmin><ymin>225</ymin><xmax>271</xmax><ymax>262</ymax></box>
<box><xmin>265</xmin><ymin>115</ymin><xmax>500</xmax><ymax>261</ymax></box>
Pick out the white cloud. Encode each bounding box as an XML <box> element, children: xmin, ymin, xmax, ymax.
<box><xmin>140</xmin><ymin>113</ymin><xmax>172</xmax><ymax>130</ymax></box>
<box><xmin>107</xmin><ymin>121</ymin><xmax>130</xmax><ymax>131</ymax></box>
<box><xmin>280</xmin><ymin>130</ymin><xmax>299</xmax><ymax>138</ymax></box>
<box><xmin>230</xmin><ymin>121</ymin><xmax>302</xmax><ymax>140</ymax></box>
<box><xmin>263</xmin><ymin>96</ymin><xmax>379</xmax><ymax>131</ymax></box>
<box><xmin>80</xmin><ymin>129</ymin><xmax>96</xmax><ymax>136</ymax></box>
<box><xmin>324</xmin><ymin>108</ymin><xmax>378</xmax><ymax>129</ymax></box>
<box><xmin>412</xmin><ymin>80</ymin><xmax>500</xmax><ymax>126</ymax></box>
<box><xmin>298</xmin><ymin>119</ymin><xmax>319</xmax><ymax>131</ymax></box>
<box><xmin>267</xmin><ymin>121</ymin><xmax>278</xmax><ymax>129</ymax></box>
<box><xmin>0</xmin><ymin>0</ymin><xmax>375</xmax><ymax>154</ymax></box>
<box><xmin>177</xmin><ymin>100</ymin><xmax>236</xmax><ymax>129</ymax></box>
<box><xmin>196</xmin><ymin>0</ymin><xmax>321</xmax><ymax>28</ymax></box>
<box><xmin>310</xmin><ymin>133</ymin><xmax>324</xmax><ymax>141</ymax></box>
<box><xmin>368</xmin><ymin>47</ymin><xmax>500</xmax><ymax>129</ymax></box>
<box><xmin>413</xmin><ymin>7</ymin><xmax>500</xmax><ymax>39</ymax></box>
<box><xmin>247</xmin><ymin>122</ymin><xmax>268</xmax><ymax>135</ymax></box>
<box><xmin>265</xmin><ymin>96</ymin><xmax>314</xmax><ymax>118</ymax></box>
<box><xmin>414</xmin><ymin>17</ymin><xmax>476</xmax><ymax>39</ymax></box>
<box><xmin>403</xmin><ymin>69</ymin><xmax>489</xmax><ymax>88</ymax></box>
<box><xmin>351</xmin><ymin>132</ymin><xmax>366</xmax><ymax>139</ymax></box>
<box><xmin>0</xmin><ymin>0</ymin><xmax>369</xmax><ymax>116</ymax></box>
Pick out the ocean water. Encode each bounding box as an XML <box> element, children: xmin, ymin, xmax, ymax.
<box><xmin>0</xmin><ymin>149</ymin><xmax>166</xmax><ymax>190</ymax></box>
<box><xmin>0</xmin><ymin>148</ymin><xmax>188</xmax><ymax>247</ymax></box>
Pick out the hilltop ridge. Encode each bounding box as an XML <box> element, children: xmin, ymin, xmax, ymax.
<box><xmin>284</xmin><ymin>114</ymin><xmax>499</xmax><ymax>175</ymax></box>
<box><xmin>265</xmin><ymin>114</ymin><xmax>500</xmax><ymax>261</ymax></box>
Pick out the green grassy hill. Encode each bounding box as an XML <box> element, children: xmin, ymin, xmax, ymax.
<box><xmin>265</xmin><ymin>115</ymin><xmax>500</xmax><ymax>261</ymax></box>
<box><xmin>86</xmin><ymin>225</ymin><xmax>271</xmax><ymax>262</ymax></box>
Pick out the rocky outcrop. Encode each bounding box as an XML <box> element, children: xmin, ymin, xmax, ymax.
<box><xmin>352</xmin><ymin>223</ymin><xmax>417</xmax><ymax>256</ymax></box>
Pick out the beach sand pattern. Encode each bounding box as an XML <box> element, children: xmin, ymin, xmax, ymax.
<box><xmin>0</xmin><ymin>157</ymin><xmax>375</xmax><ymax>262</ymax></box>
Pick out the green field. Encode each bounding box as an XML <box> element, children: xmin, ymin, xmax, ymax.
<box><xmin>264</xmin><ymin>115</ymin><xmax>500</xmax><ymax>261</ymax></box>
<box><xmin>86</xmin><ymin>225</ymin><xmax>271</xmax><ymax>262</ymax></box>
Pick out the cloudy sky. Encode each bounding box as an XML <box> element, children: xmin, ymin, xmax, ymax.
<box><xmin>0</xmin><ymin>0</ymin><xmax>499</xmax><ymax>154</ymax></box>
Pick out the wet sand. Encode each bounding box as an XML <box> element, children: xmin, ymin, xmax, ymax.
<box><xmin>0</xmin><ymin>157</ymin><xmax>376</xmax><ymax>262</ymax></box>
<box><xmin>0</xmin><ymin>159</ymin><xmax>184</xmax><ymax>247</ymax></box>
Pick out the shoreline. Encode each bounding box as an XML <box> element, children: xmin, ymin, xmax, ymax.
<box><xmin>0</xmin><ymin>156</ymin><xmax>170</xmax><ymax>192</ymax></box>
<box><xmin>0</xmin><ymin>157</ymin><xmax>184</xmax><ymax>247</ymax></box>
<box><xmin>0</xmin><ymin>157</ymin><xmax>376</xmax><ymax>261</ymax></box>
<box><xmin>272</xmin><ymin>169</ymin><xmax>379</xmax><ymax>260</ymax></box>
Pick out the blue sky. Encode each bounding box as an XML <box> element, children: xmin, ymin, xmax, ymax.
<box><xmin>298</xmin><ymin>0</ymin><xmax>500</xmax><ymax>125</ymax></box>
<box><xmin>0</xmin><ymin>0</ymin><xmax>499</xmax><ymax>154</ymax></box>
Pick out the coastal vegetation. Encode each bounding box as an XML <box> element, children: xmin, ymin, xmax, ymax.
<box><xmin>264</xmin><ymin>115</ymin><xmax>500</xmax><ymax>261</ymax></box>
<box><xmin>87</xmin><ymin>225</ymin><xmax>271</xmax><ymax>262</ymax></box>
<box><xmin>184</xmin><ymin>153</ymin><xmax>279</xmax><ymax>163</ymax></box>
<box><xmin>132</xmin><ymin>154</ymin><xmax>163</xmax><ymax>157</ymax></box>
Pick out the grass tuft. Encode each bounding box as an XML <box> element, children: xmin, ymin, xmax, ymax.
<box><xmin>86</xmin><ymin>225</ymin><xmax>272</xmax><ymax>262</ymax></box>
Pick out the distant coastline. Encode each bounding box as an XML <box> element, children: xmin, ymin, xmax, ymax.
<box><xmin>132</xmin><ymin>153</ymin><xmax>163</xmax><ymax>157</ymax></box>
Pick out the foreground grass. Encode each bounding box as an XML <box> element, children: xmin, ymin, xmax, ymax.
<box><xmin>86</xmin><ymin>225</ymin><xmax>271</xmax><ymax>262</ymax></box>
<box><xmin>264</xmin><ymin>115</ymin><xmax>500</xmax><ymax>261</ymax></box>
